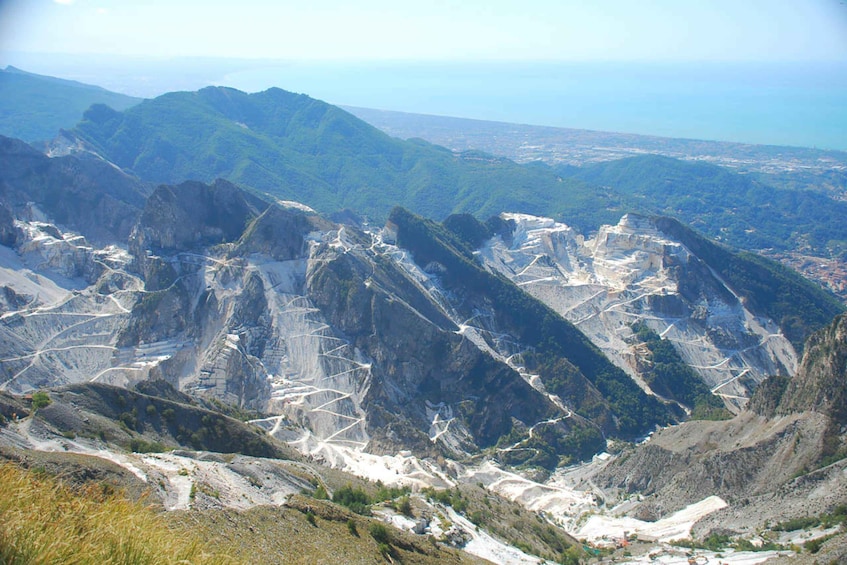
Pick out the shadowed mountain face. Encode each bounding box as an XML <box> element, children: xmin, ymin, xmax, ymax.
<box><xmin>779</xmin><ymin>314</ymin><xmax>847</xmax><ymax>424</ymax></box>
<box><xmin>0</xmin><ymin>135</ymin><xmax>150</xmax><ymax>245</ymax></box>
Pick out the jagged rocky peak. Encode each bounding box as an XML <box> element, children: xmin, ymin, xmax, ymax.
<box><xmin>234</xmin><ymin>204</ymin><xmax>333</xmax><ymax>261</ymax></box>
<box><xmin>130</xmin><ymin>178</ymin><xmax>267</xmax><ymax>254</ymax></box>
<box><xmin>109</xmin><ymin>191</ymin><xmax>587</xmax><ymax>464</ymax></box>
<box><xmin>0</xmin><ymin>155</ymin><xmax>824</xmax><ymax>483</ymax></box>
<box><xmin>752</xmin><ymin>313</ymin><xmax>847</xmax><ymax>424</ymax></box>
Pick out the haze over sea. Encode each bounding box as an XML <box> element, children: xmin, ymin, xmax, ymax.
<box><xmin>2</xmin><ymin>52</ymin><xmax>845</xmax><ymax>151</ymax></box>
<box><xmin>218</xmin><ymin>61</ymin><xmax>847</xmax><ymax>151</ymax></box>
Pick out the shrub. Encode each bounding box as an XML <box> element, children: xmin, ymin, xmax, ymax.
<box><xmin>369</xmin><ymin>523</ymin><xmax>391</xmax><ymax>545</ymax></box>
<box><xmin>31</xmin><ymin>391</ymin><xmax>51</xmax><ymax>410</ymax></box>
<box><xmin>377</xmin><ymin>543</ymin><xmax>392</xmax><ymax>559</ymax></box>
<box><xmin>333</xmin><ymin>485</ymin><xmax>372</xmax><ymax>515</ymax></box>
<box><xmin>313</xmin><ymin>484</ymin><xmax>328</xmax><ymax>500</ymax></box>
<box><xmin>128</xmin><ymin>438</ymin><xmax>166</xmax><ymax>453</ymax></box>
<box><xmin>396</xmin><ymin>496</ymin><xmax>413</xmax><ymax>517</ymax></box>
<box><xmin>804</xmin><ymin>535</ymin><xmax>833</xmax><ymax>554</ymax></box>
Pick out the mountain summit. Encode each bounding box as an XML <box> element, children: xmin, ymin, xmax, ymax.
<box><xmin>63</xmin><ymin>85</ymin><xmax>609</xmax><ymax>225</ymax></box>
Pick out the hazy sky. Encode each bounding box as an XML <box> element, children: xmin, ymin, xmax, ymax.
<box><xmin>1</xmin><ymin>0</ymin><xmax>846</xmax><ymax>62</ymax></box>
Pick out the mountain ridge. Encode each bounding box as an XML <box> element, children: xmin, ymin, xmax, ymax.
<box><xmin>0</xmin><ymin>143</ymin><xmax>844</xmax><ymax>561</ymax></box>
<box><xmin>63</xmin><ymin>85</ymin><xmax>620</xmax><ymax>229</ymax></box>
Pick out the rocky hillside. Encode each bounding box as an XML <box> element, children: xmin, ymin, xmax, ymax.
<box><xmin>757</xmin><ymin>313</ymin><xmax>847</xmax><ymax>424</ymax></box>
<box><xmin>586</xmin><ymin>312</ymin><xmax>847</xmax><ymax>541</ymax></box>
<box><xmin>473</xmin><ymin>212</ymin><xmax>802</xmax><ymax>410</ymax></box>
<box><xmin>0</xmin><ymin>380</ymin><xmax>579</xmax><ymax>564</ymax></box>
<box><xmin>0</xmin><ymin>134</ymin><xmax>150</xmax><ymax>244</ymax></box>
<box><xmin>0</xmin><ymin>145</ymin><xmax>832</xmax><ymax>472</ymax></box>
<box><xmin>0</xmin><ymin>168</ymin><xmax>630</xmax><ymax>472</ymax></box>
<box><xmin>1</xmin><ymin>142</ymin><xmax>845</xmax><ymax>562</ymax></box>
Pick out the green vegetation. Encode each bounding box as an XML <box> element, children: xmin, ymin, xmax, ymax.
<box><xmin>654</xmin><ymin>217</ymin><xmax>845</xmax><ymax>350</ymax></box>
<box><xmin>420</xmin><ymin>483</ymin><xmax>581</xmax><ymax>563</ymax></box>
<box><xmin>50</xmin><ymin>383</ymin><xmax>289</xmax><ymax>461</ymax></box>
<box><xmin>346</xmin><ymin>518</ymin><xmax>358</xmax><ymax>536</ymax></box>
<box><xmin>312</xmin><ymin>484</ymin><xmax>329</xmax><ymax>500</ymax></box>
<box><xmin>170</xmin><ymin>492</ymin><xmax>480</xmax><ymax>564</ymax></box>
<box><xmin>804</xmin><ymin>534</ymin><xmax>835</xmax><ymax>554</ymax></box>
<box><xmin>747</xmin><ymin>375</ymin><xmax>792</xmax><ymax>417</ymax></box>
<box><xmin>421</xmin><ymin>487</ymin><xmax>468</xmax><ymax>513</ymax></box>
<box><xmin>367</xmin><ymin>523</ymin><xmax>396</xmax><ymax>560</ymax></box>
<box><xmin>368</xmin><ymin>523</ymin><xmax>391</xmax><ymax>544</ymax></box>
<box><xmin>332</xmin><ymin>485</ymin><xmax>374</xmax><ymax>515</ymax></box>
<box><xmin>497</xmin><ymin>421</ymin><xmax>605</xmax><ymax>469</ymax></box>
<box><xmin>374</xmin><ymin>483</ymin><xmax>411</xmax><ymax>502</ymax></box>
<box><xmin>0</xmin><ymin>463</ymin><xmax>228</xmax><ymax>564</ymax></box>
<box><xmin>772</xmin><ymin>505</ymin><xmax>847</xmax><ymax>532</ymax></box>
<box><xmin>564</xmin><ymin>154</ymin><xmax>847</xmax><ymax>259</ymax></box>
<box><xmin>329</xmin><ymin>483</ymin><xmax>412</xmax><ymax>516</ymax></box>
<box><xmin>394</xmin><ymin>496</ymin><xmax>413</xmax><ymax>517</ymax></box>
<box><xmin>128</xmin><ymin>438</ymin><xmax>167</xmax><ymax>453</ymax></box>
<box><xmin>0</xmin><ymin>66</ymin><xmax>141</xmax><ymax>142</ymax></box>
<box><xmin>206</xmin><ymin>397</ymin><xmax>266</xmax><ymax>422</ymax></box>
<box><xmin>631</xmin><ymin>322</ymin><xmax>731</xmax><ymax>420</ymax></box>
<box><xmin>67</xmin><ymin>85</ymin><xmax>847</xmax><ymax>272</ymax></box>
<box><xmin>391</xmin><ymin>207</ymin><xmax>674</xmax><ymax>440</ymax></box>
<box><xmin>672</xmin><ymin>533</ymin><xmax>784</xmax><ymax>552</ymax></box>
<box><xmin>30</xmin><ymin>391</ymin><xmax>51</xmax><ymax>411</ymax></box>
<box><xmin>70</xmin><ymin>86</ymin><xmax>619</xmax><ymax>227</ymax></box>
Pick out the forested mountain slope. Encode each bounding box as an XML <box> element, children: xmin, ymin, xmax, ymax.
<box><xmin>0</xmin><ymin>66</ymin><xmax>141</xmax><ymax>143</ymax></box>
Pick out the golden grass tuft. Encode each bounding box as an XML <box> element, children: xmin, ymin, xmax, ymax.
<box><xmin>0</xmin><ymin>463</ymin><xmax>232</xmax><ymax>564</ymax></box>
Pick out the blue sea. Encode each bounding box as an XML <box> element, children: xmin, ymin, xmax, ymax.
<box><xmin>218</xmin><ymin>61</ymin><xmax>847</xmax><ymax>150</ymax></box>
<box><xmin>3</xmin><ymin>52</ymin><xmax>845</xmax><ymax>151</ymax></box>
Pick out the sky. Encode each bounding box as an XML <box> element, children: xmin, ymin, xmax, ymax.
<box><xmin>1</xmin><ymin>0</ymin><xmax>846</xmax><ymax>62</ymax></box>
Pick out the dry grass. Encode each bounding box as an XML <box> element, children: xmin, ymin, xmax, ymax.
<box><xmin>0</xmin><ymin>463</ymin><xmax>232</xmax><ymax>565</ymax></box>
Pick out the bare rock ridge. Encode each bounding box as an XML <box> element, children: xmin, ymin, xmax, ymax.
<box><xmin>130</xmin><ymin>178</ymin><xmax>267</xmax><ymax>254</ymax></box>
<box><xmin>0</xmin><ymin>145</ymin><xmax>839</xmax><ymax>476</ymax></box>
<box><xmin>770</xmin><ymin>313</ymin><xmax>847</xmax><ymax>423</ymax></box>
<box><xmin>469</xmin><ymin>212</ymin><xmax>799</xmax><ymax>409</ymax></box>
<box><xmin>0</xmin><ymin>169</ymin><xmax>596</xmax><ymax>467</ymax></box>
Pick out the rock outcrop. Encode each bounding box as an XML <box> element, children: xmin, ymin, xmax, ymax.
<box><xmin>478</xmin><ymin>212</ymin><xmax>799</xmax><ymax>409</ymax></box>
<box><xmin>776</xmin><ymin>313</ymin><xmax>847</xmax><ymax>424</ymax></box>
<box><xmin>0</xmin><ymin>135</ymin><xmax>149</xmax><ymax>244</ymax></box>
<box><xmin>588</xmin><ymin>311</ymin><xmax>847</xmax><ymax>535</ymax></box>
